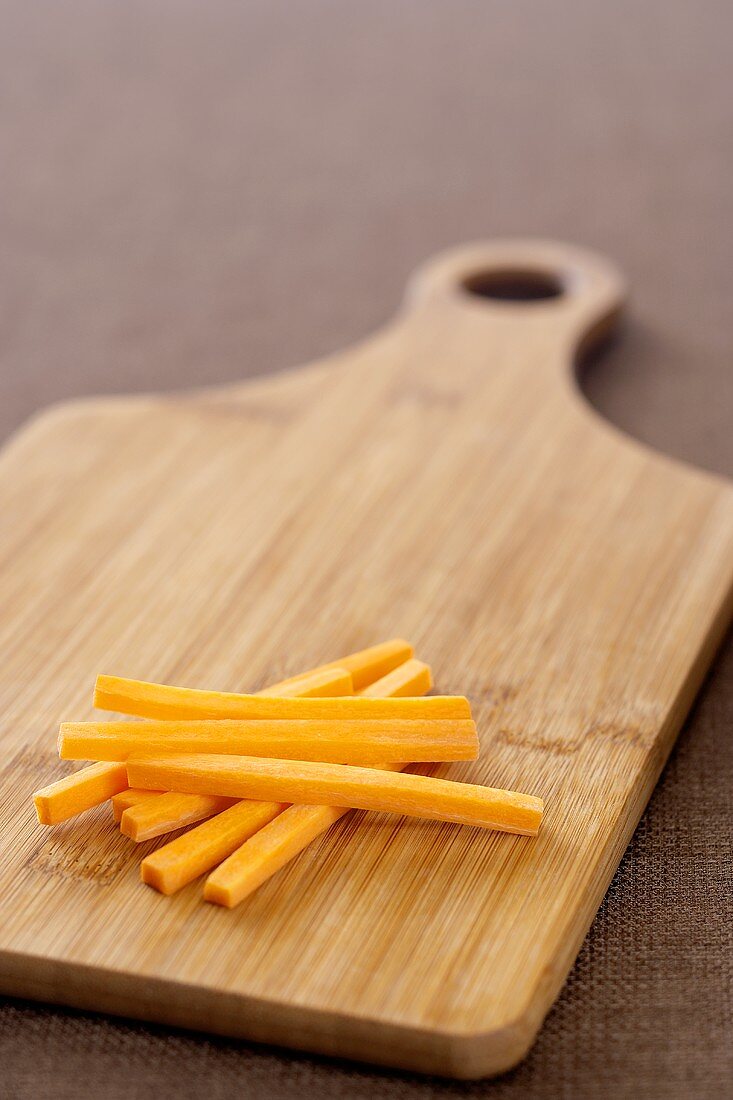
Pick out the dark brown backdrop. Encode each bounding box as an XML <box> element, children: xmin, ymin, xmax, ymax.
<box><xmin>0</xmin><ymin>2</ymin><xmax>731</xmax><ymax>1097</ymax></box>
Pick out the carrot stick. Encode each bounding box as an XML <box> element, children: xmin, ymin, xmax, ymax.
<box><xmin>275</xmin><ymin>638</ymin><xmax>413</xmax><ymax>692</ymax></box>
<box><xmin>95</xmin><ymin>668</ymin><xmax>354</xmax><ymax>718</ymax></box>
<box><xmin>111</xmin><ymin>788</ymin><xmax>162</xmax><ymax>823</ymax></box>
<box><xmin>96</xmin><ymin>636</ymin><xmax>414</xmax><ymax>720</ymax></box>
<box><xmin>59</xmin><ymin>718</ymin><xmax>478</xmax><ymax>766</ymax></box>
<box><xmin>120</xmin><ymin>792</ymin><xmax>238</xmax><ymax>842</ymax></box>
<box><xmin>250</xmin><ymin>667</ymin><xmax>352</xmax><ymax>697</ymax></box>
<box><xmin>359</xmin><ymin>658</ymin><xmax>432</xmax><ymax>698</ymax></box>
<box><xmin>92</xmin><ymin>681</ymin><xmax>463</xmax><ymax>722</ymax></box>
<box><xmin>127</xmin><ymin>755</ymin><xmax>543</xmax><ymax>835</ymax></box>
<box><xmin>140</xmin><ymin>659</ymin><xmax>430</xmax><ymax>895</ymax></box>
<box><xmin>33</xmin><ymin>762</ymin><xmax>128</xmax><ymax>825</ymax></box>
<box><xmin>204</xmin><ymin>802</ymin><xmax>351</xmax><ymax>907</ymax></box>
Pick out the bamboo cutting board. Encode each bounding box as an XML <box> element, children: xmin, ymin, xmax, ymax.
<box><xmin>1</xmin><ymin>240</ymin><xmax>732</xmax><ymax>1079</ymax></box>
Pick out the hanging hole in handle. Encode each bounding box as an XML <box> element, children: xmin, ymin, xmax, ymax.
<box><xmin>462</xmin><ymin>268</ymin><xmax>565</xmax><ymax>303</ymax></box>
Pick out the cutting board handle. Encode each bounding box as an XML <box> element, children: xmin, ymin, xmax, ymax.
<box><xmin>403</xmin><ymin>238</ymin><xmax>626</xmax><ymax>357</ymax></box>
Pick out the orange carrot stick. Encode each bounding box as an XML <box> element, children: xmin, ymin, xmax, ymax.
<box><xmin>96</xmin><ymin>636</ymin><xmax>414</xmax><ymax>720</ymax></box>
<box><xmin>94</xmin><ymin>668</ymin><xmax>354</xmax><ymax>719</ymax></box>
<box><xmin>33</xmin><ymin>762</ymin><xmax>128</xmax><ymax>825</ymax></box>
<box><xmin>248</xmin><ymin>667</ymin><xmax>352</xmax><ymax>697</ymax></box>
<box><xmin>128</xmin><ymin>755</ymin><xmax>543</xmax><ymax>835</ymax></box>
<box><xmin>359</xmin><ymin>657</ymin><xmax>432</xmax><ymax>698</ymax></box>
<box><xmin>204</xmin><ymin>802</ymin><xmax>350</xmax><ymax>907</ymax></box>
<box><xmin>59</xmin><ymin>717</ymin><xmax>478</xmax><ymax>766</ymax></box>
<box><xmin>282</xmin><ymin>638</ymin><xmax>413</xmax><ymax>691</ymax></box>
<box><xmin>120</xmin><ymin>792</ymin><xmax>237</xmax><ymax>842</ymax></box>
<box><xmin>92</xmin><ymin>681</ymin><xmax>462</xmax><ymax>722</ymax></box>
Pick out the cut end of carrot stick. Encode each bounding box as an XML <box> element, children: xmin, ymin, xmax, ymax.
<box><xmin>33</xmin><ymin>793</ymin><xmax>58</xmax><ymax>826</ymax></box>
<box><xmin>32</xmin><ymin>762</ymin><xmax>129</xmax><ymax>825</ymax></box>
<box><xmin>202</xmin><ymin>879</ymin><xmax>234</xmax><ymax>908</ymax></box>
<box><xmin>140</xmin><ymin>858</ymin><xmax>174</xmax><ymax>895</ymax></box>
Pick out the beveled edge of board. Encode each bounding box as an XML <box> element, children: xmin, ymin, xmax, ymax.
<box><xmin>0</xmin><ymin>947</ymin><xmax>541</xmax><ymax>1079</ymax></box>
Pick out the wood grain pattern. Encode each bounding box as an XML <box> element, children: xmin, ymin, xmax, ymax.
<box><xmin>0</xmin><ymin>239</ymin><xmax>731</xmax><ymax>1079</ymax></box>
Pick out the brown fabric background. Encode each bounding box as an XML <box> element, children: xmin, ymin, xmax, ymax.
<box><xmin>0</xmin><ymin>2</ymin><xmax>731</xmax><ymax>1097</ymax></box>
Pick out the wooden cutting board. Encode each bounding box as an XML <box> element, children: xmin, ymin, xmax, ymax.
<box><xmin>1</xmin><ymin>240</ymin><xmax>732</xmax><ymax>1079</ymax></box>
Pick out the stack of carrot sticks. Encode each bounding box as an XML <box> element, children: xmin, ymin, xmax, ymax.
<box><xmin>31</xmin><ymin>639</ymin><xmax>543</xmax><ymax>908</ymax></box>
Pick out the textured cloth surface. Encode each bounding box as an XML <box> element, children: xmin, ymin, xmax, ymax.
<box><xmin>0</xmin><ymin>2</ymin><xmax>731</xmax><ymax>1097</ymax></box>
